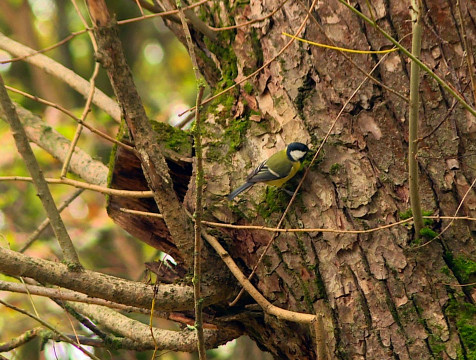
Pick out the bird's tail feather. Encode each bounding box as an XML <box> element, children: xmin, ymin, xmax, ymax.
<box><xmin>227</xmin><ymin>182</ymin><xmax>254</xmax><ymax>201</ymax></box>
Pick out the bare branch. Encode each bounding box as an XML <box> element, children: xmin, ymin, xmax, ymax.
<box><xmin>0</xmin><ymin>246</ymin><xmax>201</xmax><ymax>311</ymax></box>
<box><xmin>5</xmin><ymin>85</ymin><xmax>133</xmax><ymax>151</ymax></box>
<box><xmin>0</xmin><ymin>279</ymin><xmax>165</xmax><ymax>316</ymax></box>
<box><xmin>202</xmin><ymin>231</ymin><xmax>317</xmax><ymax>324</ymax></box>
<box><xmin>0</xmin><ymin>299</ymin><xmax>100</xmax><ymax>360</ymax></box>
<box><xmin>0</xmin><ymin>103</ymin><xmax>108</xmax><ymax>186</ymax></box>
<box><xmin>0</xmin><ymin>325</ymin><xmax>154</xmax><ymax>352</ymax></box>
<box><xmin>20</xmin><ymin>189</ymin><xmax>84</xmax><ymax>252</ymax></box>
<box><xmin>0</xmin><ymin>75</ymin><xmax>81</xmax><ymax>268</ymax></box>
<box><xmin>0</xmin><ymin>31</ymin><xmax>121</xmax><ymax>121</ymax></box>
<box><xmin>0</xmin><ymin>327</ymin><xmax>43</xmax><ymax>352</ymax></box>
<box><xmin>69</xmin><ymin>302</ymin><xmax>241</xmax><ymax>352</ymax></box>
<box><xmin>0</xmin><ymin>176</ymin><xmax>153</xmax><ymax>198</ymax></box>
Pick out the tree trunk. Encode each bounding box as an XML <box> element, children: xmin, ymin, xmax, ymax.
<box><xmin>116</xmin><ymin>0</ymin><xmax>476</xmax><ymax>358</ymax></box>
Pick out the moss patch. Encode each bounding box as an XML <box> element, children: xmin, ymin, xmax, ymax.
<box><xmin>149</xmin><ymin>120</ymin><xmax>192</xmax><ymax>155</ymax></box>
<box><xmin>446</xmin><ymin>297</ymin><xmax>476</xmax><ymax>359</ymax></box>
<box><xmin>329</xmin><ymin>163</ymin><xmax>342</xmax><ymax>175</ymax></box>
<box><xmin>453</xmin><ymin>256</ymin><xmax>476</xmax><ymax>284</ymax></box>
<box><xmin>204</xmin><ymin>32</ymin><xmax>238</xmax><ymax>89</ymax></box>
<box><xmin>444</xmin><ymin>252</ymin><xmax>476</xmax><ymax>288</ymax></box>
<box><xmin>399</xmin><ymin>209</ymin><xmax>413</xmax><ymax>220</ymax></box>
<box><xmin>224</xmin><ymin>117</ymin><xmax>249</xmax><ymax>153</ymax></box>
<box><xmin>420</xmin><ymin>227</ymin><xmax>438</xmax><ymax>240</ymax></box>
<box><xmin>256</xmin><ymin>187</ymin><xmax>289</xmax><ymax>220</ymax></box>
<box><xmin>243</xmin><ymin>82</ymin><xmax>254</xmax><ymax>95</ymax></box>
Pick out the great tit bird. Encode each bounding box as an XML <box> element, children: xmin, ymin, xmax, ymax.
<box><xmin>227</xmin><ymin>142</ymin><xmax>309</xmax><ymax>200</ymax></box>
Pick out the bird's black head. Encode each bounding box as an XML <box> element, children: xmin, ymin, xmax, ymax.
<box><xmin>286</xmin><ymin>142</ymin><xmax>309</xmax><ymax>162</ymax></box>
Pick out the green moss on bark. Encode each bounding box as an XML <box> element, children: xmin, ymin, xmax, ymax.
<box><xmin>446</xmin><ymin>296</ymin><xmax>476</xmax><ymax>359</ymax></box>
<box><xmin>150</xmin><ymin>120</ymin><xmax>192</xmax><ymax>155</ymax></box>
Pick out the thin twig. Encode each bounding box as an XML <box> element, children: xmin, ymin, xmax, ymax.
<box><xmin>54</xmin><ymin>300</ymin><xmax>109</xmax><ymax>343</ymax></box>
<box><xmin>134</xmin><ymin>0</ymin><xmax>145</xmax><ymax>15</ymax></box>
<box><xmin>119</xmin><ymin>208</ymin><xmax>476</xmax><ymax>233</ymax></box>
<box><xmin>0</xmin><ymin>75</ymin><xmax>82</xmax><ymax>269</ymax></box>
<box><xmin>0</xmin><ymin>30</ymin><xmax>89</xmax><ymax>65</ymax></box>
<box><xmin>150</xmin><ymin>283</ymin><xmax>160</xmax><ymax>358</ymax></box>
<box><xmin>443</xmin><ymin>280</ymin><xmax>476</xmax><ymax>287</ymax></box>
<box><xmin>0</xmin><ymin>299</ymin><xmax>100</xmax><ymax>360</ymax></box>
<box><xmin>283</xmin><ymin>32</ymin><xmax>399</xmax><ymax>54</ymax></box>
<box><xmin>60</xmin><ymin>0</ymin><xmax>102</xmax><ymax>177</ymax></box>
<box><xmin>18</xmin><ymin>277</ymin><xmax>40</xmax><ymax>319</ymax></box>
<box><xmin>61</xmin><ymin>62</ymin><xmax>101</xmax><ymax>177</ymax></box>
<box><xmin>0</xmin><ymin>32</ymin><xmax>121</xmax><ymax>121</ymax></box>
<box><xmin>5</xmin><ymin>85</ymin><xmax>133</xmax><ymax>151</ymax></box>
<box><xmin>20</xmin><ymin>189</ymin><xmax>84</xmax><ymax>252</ymax></box>
<box><xmin>337</xmin><ymin>0</ymin><xmax>476</xmax><ymax>118</ymax></box>
<box><xmin>176</xmin><ymin>1</ymin><xmax>207</xmax><ymax>357</ymax></box>
<box><xmin>419</xmin><ymin>83</ymin><xmax>469</xmax><ymax>141</ymax></box>
<box><xmin>0</xmin><ymin>176</ymin><xmax>153</xmax><ymax>198</ymax></box>
<box><xmin>117</xmin><ymin>0</ymin><xmax>209</xmax><ymax>25</ymax></box>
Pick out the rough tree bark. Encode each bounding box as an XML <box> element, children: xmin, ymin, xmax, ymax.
<box><xmin>106</xmin><ymin>0</ymin><xmax>476</xmax><ymax>359</ymax></box>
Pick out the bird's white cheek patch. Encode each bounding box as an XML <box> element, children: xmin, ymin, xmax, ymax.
<box><xmin>290</xmin><ymin>150</ymin><xmax>307</xmax><ymax>161</ymax></box>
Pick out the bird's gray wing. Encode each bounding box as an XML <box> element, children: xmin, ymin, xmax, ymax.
<box><xmin>246</xmin><ymin>160</ymin><xmax>284</xmax><ymax>183</ymax></box>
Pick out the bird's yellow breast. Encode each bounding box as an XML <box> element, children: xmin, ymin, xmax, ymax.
<box><xmin>264</xmin><ymin>161</ymin><xmax>301</xmax><ymax>187</ymax></box>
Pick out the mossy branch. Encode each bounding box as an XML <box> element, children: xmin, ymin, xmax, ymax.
<box><xmin>408</xmin><ymin>0</ymin><xmax>424</xmax><ymax>239</ymax></box>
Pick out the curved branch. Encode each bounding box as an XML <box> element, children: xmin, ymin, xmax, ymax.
<box><xmin>69</xmin><ymin>303</ymin><xmax>241</xmax><ymax>352</ymax></box>
<box><xmin>202</xmin><ymin>231</ymin><xmax>317</xmax><ymax>324</ymax></box>
<box><xmin>0</xmin><ymin>31</ymin><xmax>121</xmax><ymax>122</ymax></box>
